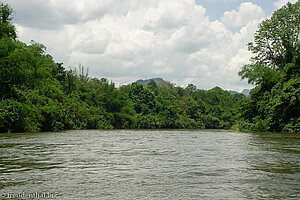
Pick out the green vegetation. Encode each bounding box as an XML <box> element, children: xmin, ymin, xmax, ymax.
<box><xmin>0</xmin><ymin>2</ymin><xmax>299</xmax><ymax>133</ymax></box>
<box><xmin>235</xmin><ymin>2</ymin><xmax>299</xmax><ymax>133</ymax></box>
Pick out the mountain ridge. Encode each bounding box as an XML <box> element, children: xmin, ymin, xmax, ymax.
<box><xmin>136</xmin><ymin>78</ymin><xmax>166</xmax><ymax>86</ymax></box>
<box><xmin>135</xmin><ymin>78</ymin><xmax>250</xmax><ymax>96</ymax></box>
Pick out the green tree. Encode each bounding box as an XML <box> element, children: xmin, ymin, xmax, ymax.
<box><xmin>0</xmin><ymin>3</ymin><xmax>16</xmax><ymax>39</ymax></box>
<box><xmin>239</xmin><ymin>2</ymin><xmax>299</xmax><ymax>86</ymax></box>
<box><xmin>130</xmin><ymin>83</ymin><xmax>155</xmax><ymax>114</ymax></box>
<box><xmin>237</xmin><ymin>2</ymin><xmax>300</xmax><ymax>133</ymax></box>
<box><xmin>147</xmin><ymin>79</ymin><xmax>158</xmax><ymax>95</ymax></box>
<box><xmin>186</xmin><ymin>84</ymin><xmax>197</xmax><ymax>94</ymax></box>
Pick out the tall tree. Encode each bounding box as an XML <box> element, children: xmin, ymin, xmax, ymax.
<box><xmin>239</xmin><ymin>2</ymin><xmax>299</xmax><ymax>87</ymax></box>
<box><xmin>0</xmin><ymin>3</ymin><xmax>16</xmax><ymax>39</ymax></box>
<box><xmin>237</xmin><ymin>2</ymin><xmax>300</xmax><ymax>132</ymax></box>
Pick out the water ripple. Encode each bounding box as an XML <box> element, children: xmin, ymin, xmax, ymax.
<box><xmin>0</xmin><ymin>130</ymin><xmax>299</xmax><ymax>199</ymax></box>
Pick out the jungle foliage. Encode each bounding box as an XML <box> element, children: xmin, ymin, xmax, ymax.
<box><xmin>0</xmin><ymin>2</ymin><xmax>299</xmax><ymax>133</ymax></box>
<box><xmin>0</xmin><ymin>2</ymin><xmax>244</xmax><ymax>132</ymax></box>
<box><xmin>236</xmin><ymin>2</ymin><xmax>300</xmax><ymax>133</ymax></box>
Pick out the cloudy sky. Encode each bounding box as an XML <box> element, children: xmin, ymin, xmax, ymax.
<box><xmin>4</xmin><ymin>0</ymin><xmax>297</xmax><ymax>91</ymax></box>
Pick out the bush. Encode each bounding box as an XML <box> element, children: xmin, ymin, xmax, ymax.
<box><xmin>0</xmin><ymin>99</ymin><xmax>41</xmax><ymax>132</ymax></box>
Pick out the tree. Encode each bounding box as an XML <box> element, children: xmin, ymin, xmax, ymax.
<box><xmin>130</xmin><ymin>83</ymin><xmax>155</xmax><ymax>114</ymax></box>
<box><xmin>239</xmin><ymin>2</ymin><xmax>299</xmax><ymax>86</ymax></box>
<box><xmin>237</xmin><ymin>2</ymin><xmax>300</xmax><ymax>132</ymax></box>
<box><xmin>147</xmin><ymin>79</ymin><xmax>158</xmax><ymax>95</ymax></box>
<box><xmin>186</xmin><ymin>84</ymin><xmax>197</xmax><ymax>94</ymax></box>
<box><xmin>0</xmin><ymin>3</ymin><xmax>16</xmax><ymax>39</ymax></box>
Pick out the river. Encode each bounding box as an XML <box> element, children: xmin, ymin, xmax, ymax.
<box><xmin>0</xmin><ymin>130</ymin><xmax>299</xmax><ymax>199</ymax></box>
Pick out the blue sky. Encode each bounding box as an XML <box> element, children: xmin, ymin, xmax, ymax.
<box><xmin>4</xmin><ymin>0</ymin><xmax>297</xmax><ymax>91</ymax></box>
<box><xmin>196</xmin><ymin>0</ymin><xmax>275</xmax><ymax>20</ymax></box>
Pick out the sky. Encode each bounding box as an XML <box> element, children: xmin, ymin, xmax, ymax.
<box><xmin>3</xmin><ymin>0</ymin><xmax>298</xmax><ymax>91</ymax></box>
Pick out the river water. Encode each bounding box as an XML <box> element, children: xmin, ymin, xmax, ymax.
<box><xmin>0</xmin><ymin>130</ymin><xmax>299</xmax><ymax>200</ymax></box>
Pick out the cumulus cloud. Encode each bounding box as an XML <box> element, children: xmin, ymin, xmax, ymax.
<box><xmin>4</xmin><ymin>0</ymin><xmax>268</xmax><ymax>91</ymax></box>
<box><xmin>221</xmin><ymin>2</ymin><xmax>265</xmax><ymax>27</ymax></box>
<box><xmin>274</xmin><ymin>0</ymin><xmax>298</xmax><ymax>8</ymax></box>
<box><xmin>7</xmin><ymin>0</ymin><xmax>61</xmax><ymax>29</ymax></box>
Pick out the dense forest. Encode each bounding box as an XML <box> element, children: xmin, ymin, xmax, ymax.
<box><xmin>0</xmin><ymin>2</ymin><xmax>299</xmax><ymax>133</ymax></box>
<box><xmin>235</xmin><ymin>2</ymin><xmax>299</xmax><ymax>133</ymax></box>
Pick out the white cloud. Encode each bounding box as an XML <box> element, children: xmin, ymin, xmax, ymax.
<box><xmin>222</xmin><ymin>2</ymin><xmax>265</xmax><ymax>27</ymax></box>
<box><xmin>6</xmin><ymin>0</ymin><xmax>269</xmax><ymax>91</ymax></box>
<box><xmin>224</xmin><ymin>48</ymin><xmax>252</xmax><ymax>74</ymax></box>
<box><xmin>274</xmin><ymin>0</ymin><xmax>298</xmax><ymax>8</ymax></box>
<box><xmin>153</xmin><ymin>66</ymin><xmax>173</xmax><ymax>75</ymax></box>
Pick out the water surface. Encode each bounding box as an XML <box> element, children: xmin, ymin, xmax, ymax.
<box><xmin>0</xmin><ymin>130</ymin><xmax>299</xmax><ymax>199</ymax></box>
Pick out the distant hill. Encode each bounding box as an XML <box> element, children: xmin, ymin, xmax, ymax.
<box><xmin>229</xmin><ymin>90</ymin><xmax>239</xmax><ymax>95</ymax></box>
<box><xmin>136</xmin><ymin>78</ymin><xmax>166</xmax><ymax>86</ymax></box>
<box><xmin>241</xmin><ymin>89</ymin><xmax>250</xmax><ymax>97</ymax></box>
<box><xmin>230</xmin><ymin>89</ymin><xmax>250</xmax><ymax>97</ymax></box>
<box><xmin>135</xmin><ymin>78</ymin><xmax>251</xmax><ymax>97</ymax></box>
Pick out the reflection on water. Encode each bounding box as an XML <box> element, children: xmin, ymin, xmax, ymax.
<box><xmin>0</xmin><ymin>130</ymin><xmax>299</xmax><ymax>199</ymax></box>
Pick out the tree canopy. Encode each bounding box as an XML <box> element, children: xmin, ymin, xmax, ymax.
<box><xmin>236</xmin><ymin>1</ymin><xmax>299</xmax><ymax>133</ymax></box>
<box><xmin>0</xmin><ymin>3</ymin><xmax>16</xmax><ymax>39</ymax></box>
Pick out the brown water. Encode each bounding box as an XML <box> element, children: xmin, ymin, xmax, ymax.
<box><xmin>0</xmin><ymin>130</ymin><xmax>299</xmax><ymax>199</ymax></box>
